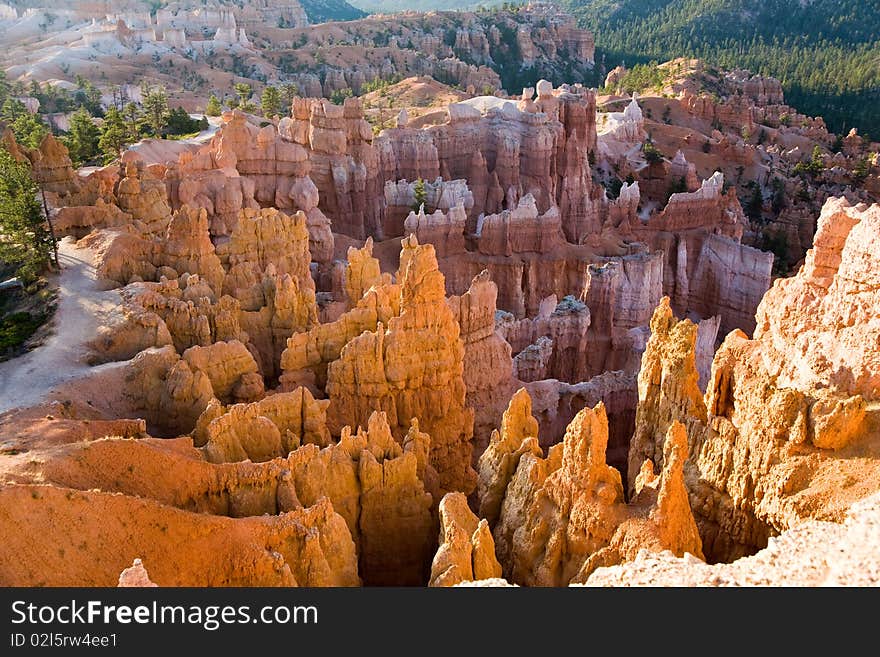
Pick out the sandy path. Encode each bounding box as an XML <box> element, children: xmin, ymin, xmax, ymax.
<box><xmin>0</xmin><ymin>237</ymin><xmax>120</xmax><ymax>414</ymax></box>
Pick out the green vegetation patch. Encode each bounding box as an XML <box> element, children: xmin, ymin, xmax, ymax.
<box><xmin>561</xmin><ymin>0</ymin><xmax>880</xmax><ymax>139</ymax></box>
<box><xmin>0</xmin><ymin>311</ymin><xmax>46</xmax><ymax>355</ymax></box>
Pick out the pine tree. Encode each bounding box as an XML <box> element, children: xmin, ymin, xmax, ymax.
<box><xmin>64</xmin><ymin>106</ymin><xmax>100</xmax><ymax>167</ymax></box>
<box><xmin>0</xmin><ymin>70</ymin><xmax>11</xmax><ymax>106</ymax></box>
<box><xmin>234</xmin><ymin>83</ymin><xmax>255</xmax><ymax>113</ymax></box>
<box><xmin>205</xmin><ymin>94</ymin><xmax>222</xmax><ymax>117</ymax></box>
<box><xmin>747</xmin><ymin>183</ymin><xmax>764</xmax><ymax>221</ymax></box>
<box><xmin>122</xmin><ymin>102</ymin><xmax>141</xmax><ymax>142</ymax></box>
<box><xmin>165</xmin><ymin>107</ymin><xmax>202</xmax><ymax>136</ymax></box>
<box><xmin>281</xmin><ymin>82</ymin><xmax>299</xmax><ymax>115</ymax></box>
<box><xmin>1</xmin><ymin>99</ymin><xmax>48</xmax><ymax>149</ymax></box>
<box><xmin>0</xmin><ymin>146</ymin><xmax>56</xmax><ymax>283</ymax></box>
<box><xmin>141</xmin><ymin>86</ymin><xmax>171</xmax><ymax>137</ymax></box>
<box><xmin>98</xmin><ymin>107</ymin><xmax>130</xmax><ymax>163</ymax></box>
<box><xmin>411</xmin><ymin>178</ymin><xmax>427</xmax><ymax>213</ymax></box>
<box><xmin>261</xmin><ymin>85</ymin><xmax>282</xmax><ymax>118</ymax></box>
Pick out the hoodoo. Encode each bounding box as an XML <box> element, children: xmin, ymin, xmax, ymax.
<box><xmin>0</xmin><ymin>0</ymin><xmax>878</xmax><ymax>591</ymax></box>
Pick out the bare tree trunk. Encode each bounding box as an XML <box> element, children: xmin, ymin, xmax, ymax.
<box><xmin>39</xmin><ymin>185</ymin><xmax>59</xmax><ymax>269</ymax></box>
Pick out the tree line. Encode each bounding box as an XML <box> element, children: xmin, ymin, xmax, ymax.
<box><xmin>0</xmin><ymin>72</ymin><xmax>208</xmax><ymax>167</ymax></box>
<box><xmin>562</xmin><ymin>0</ymin><xmax>880</xmax><ymax>139</ymax></box>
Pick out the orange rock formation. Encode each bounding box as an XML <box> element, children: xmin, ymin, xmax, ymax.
<box><xmin>429</xmin><ymin>492</ymin><xmax>502</xmax><ymax>587</ymax></box>
<box><xmin>629</xmin><ymin>201</ymin><xmax>880</xmax><ymax>561</ymax></box>
<box><xmin>483</xmin><ymin>391</ymin><xmax>702</xmax><ymax>585</ymax></box>
<box><xmin>326</xmin><ymin>236</ymin><xmax>476</xmax><ymax>495</ymax></box>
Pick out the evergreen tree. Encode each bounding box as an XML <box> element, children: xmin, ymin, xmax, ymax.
<box><xmin>853</xmin><ymin>156</ymin><xmax>870</xmax><ymax>181</ymax></box>
<box><xmin>234</xmin><ymin>83</ymin><xmax>255</xmax><ymax>112</ymax></box>
<box><xmin>770</xmin><ymin>177</ymin><xmax>787</xmax><ymax>213</ymax></box>
<box><xmin>0</xmin><ymin>146</ymin><xmax>56</xmax><ymax>283</ymax></box>
<box><xmin>165</xmin><ymin>107</ymin><xmax>204</xmax><ymax>136</ymax></box>
<box><xmin>666</xmin><ymin>176</ymin><xmax>687</xmax><ymax>203</ymax></box>
<box><xmin>122</xmin><ymin>103</ymin><xmax>141</xmax><ymax>142</ymax></box>
<box><xmin>205</xmin><ymin>94</ymin><xmax>222</xmax><ymax>117</ymax></box>
<box><xmin>0</xmin><ymin>70</ymin><xmax>10</xmax><ymax>106</ymax></box>
<box><xmin>642</xmin><ymin>140</ymin><xmax>664</xmax><ymax>164</ymax></box>
<box><xmin>261</xmin><ymin>85</ymin><xmax>282</xmax><ymax>118</ymax></box>
<box><xmin>141</xmin><ymin>86</ymin><xmax>171</xmax><ymax>137</ymax></box>
<box><xmin>98</xmin><ymin>107</ymin><xmax>130</xmax><ymax>162</ymax></box>
<box><xmin>411</xmin><ymin>178</ymin><xmax>428</xmax><ymax>212</ymax></box>
<box><xmin>281</xmin><ymin>82</ymin><xmax>299</xmax><ymax>115</ymax></box>
<box><xmin>64</xmin><ymin>107</ymin><xmax>100</xmax><ymax>167</ymax></box>
<box><xmin>746</xmin><ymin>183</ymin><xmax>764</xmax><ymax>221</ymax></box>
<box><xmin>329</xmin><ymin>87</ymin><xmax>353</xmax><ymax>105</ymax></box>
<box><xmin>73</xmin><ymin>76</ymin><xmax>103</xmax><ymax>117</ymax></box>
<box><xmin>1</xmin><ymin>99</ymin><xmax>48</xmax><ymax>150</ymax></box>
<box><xmin>559</xmin><ymin>0</ymin><xmax>880</xmax><ymax>138</ymax></box>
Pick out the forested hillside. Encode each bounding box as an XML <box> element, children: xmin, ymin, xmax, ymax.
<box><xmin>349</xmin><ymin>0</ymin><xmax>496</xmax><ymax>12</ymax></box>
<box><xmin>560</xmin><ymin>0</ymin><xmax>880</xmax><ymax>138</ymax></box>
<box><xmin>300</xmin><ymin>0</ymin><xmax>367</xmax><ymax>23</ymax></box>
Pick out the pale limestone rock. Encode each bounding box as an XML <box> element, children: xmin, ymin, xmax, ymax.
<box><xmin>117</xmin><ymin>558</ymin><xmax>157</xmax><ymax>587</ymax></box>
<box><xmin>754</xmin><ymin>198</ymin><xmax>880</xmax><ymax>401</ymax></box>
<box><xmin>630</xmin><ymin>281</ymin><xmax>880</xmax><ymax>562</ymax></box>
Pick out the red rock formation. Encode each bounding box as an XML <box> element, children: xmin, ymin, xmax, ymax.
<box><xmin>341</xmin><ymin>238</ymin><xmax>387</xmax><ymax>306</ymax></box>
<box><xmin>174</xmin><ymin>110</ymin><xmax>334</xmax><ymax>263</ymax></box>
<box><xmin>0</xmin><ymin>485</ymin><xmax>359</xmax><ymax>586</ymax></box>
<box><xmin>340</xmin><ymin>413</ymin><xmax>435</xmax><ymax>585</ymax></box>
<box><xmin>498</xmin><ymin>294</ymin><xmax>592</xmax><ymax>384</ymax></box>
<box><xmin>404</xmin><ymin>205</ymin><xmax>468</xmax><ymax>258</ymax></box>
<box><xmin>280</xmin><ymin>97</ymin><xmax>383</xmax><ymax>240</ymax></box>
<box><xmin>124</xmin><ymin>341</ymin><xmax>262</xmax><ymax>436</ymax></box>
<box><xmin>54</xmin><ymin>198</ymin><xmax>132</xmax><ymax>239</ymax></box>
<box><xmin>477</xmin><ymin>388</ymin><xmax>542</xmax><ymax>527</ymax></box>
<box><xmin>197</xmin><ymin>387</ymin><xmax>331</xmax><ymax>462</ymax></box>
<box><xmin>274</xmin><ymin>410</ymin><xmax>435</xmax><ymax>585</ymax></box>
<box><xmin>87</xmin><ymin>288</ymin><xmax>176</xmax><ymax>363</ymax></box>
<box><xmin>581</xmin><ymin>251</ymin><xmax>663</xmax><ymax>377</ymax></box>
<box><xmin>385</xmin><ymin>177</ymin><xmax>473</xmax><ymax>239</ymax></box>
<box><xmin>168</xmin><ymin>144</ymin><xmax>260</xmax><ymax>237</ymax></box>
<box><xmin>635</xmin><ymin>174</ymin><xmax>773</xmax><ymax>334</ymax></box>
<box><xmin>378</xmin><ymin>83</ymin><xmax>598</xmax><ymax>233</ymax></box>
<box><xmin>512</xmin><ymin>336</ymin><xmax>554</xmax><ymax>381</ymax></box>
<box><xmin>194</xmin><ymin>400</ymin><xmax>436</xmax><ymax>584</ymax></box>
<box><xmin>161</xmin><ymin>205</ymin><xmax>226</xmax><ymax>294</ymax></box>
<box><xmin>477</xmin><ymin>194</ymin><xmax>567</xmax><ymax>256</ymax></box>
<box><xmin>525</xmin><ymin>371</ymin><xmax>638</xmax><ymax>479</ymax></box>
<box><xmin>115</xmin><ymin>160</ymin><xmax>173</xmax><ymax>235</ymax></box>
<box><xmin>28</xmin><ymin>133</ymin><xmax>79</xmax><ymax>195</ymax></box>
<box><xmin>279</xmin><ymin>280</ymin><xmax>400</xmax><ymax>393</ymax></box>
